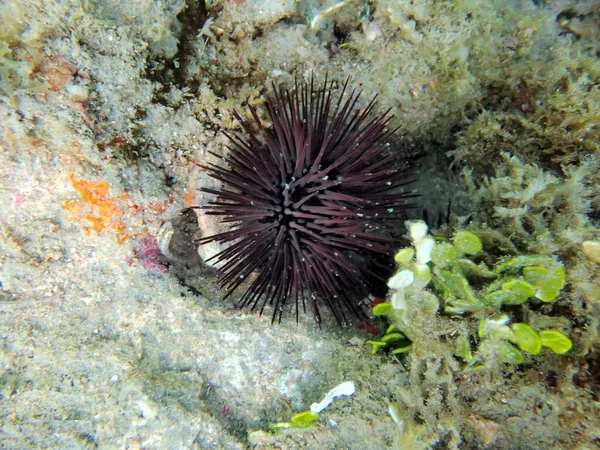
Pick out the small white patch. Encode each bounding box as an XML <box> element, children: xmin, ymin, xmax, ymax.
<box><xmin>310</xmin><ymin>381</ymin><xmax>356</xmax><ymax>414</ymax></box>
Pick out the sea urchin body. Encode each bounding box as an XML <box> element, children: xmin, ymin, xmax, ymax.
<box><xmin>199</xmin><ymin>77</ymin><xmax>414</xmax><ymax>324</ymax></box>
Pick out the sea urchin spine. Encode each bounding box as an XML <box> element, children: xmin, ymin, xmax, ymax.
<box><xmin>199</xmin><ymin>76</ymin><xmax>414</xmax><ymax>324</ymax></box>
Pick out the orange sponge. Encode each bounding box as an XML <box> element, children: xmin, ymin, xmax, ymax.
<box><xmin>65</xmin><ymin>174</ymin><xmax>130</xmax><ymax>243</ymax></box>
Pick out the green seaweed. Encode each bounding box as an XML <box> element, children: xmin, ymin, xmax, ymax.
<box><xmin>380</xmin><ymin>222</ymin><xmax>571</xmax><ymax>367</ymax></box>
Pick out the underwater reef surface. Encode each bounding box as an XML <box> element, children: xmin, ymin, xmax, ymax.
<box><xmin>0</xmin><ymin>0</ymin><xmax>598</xmax><ymax>448</ymax></box>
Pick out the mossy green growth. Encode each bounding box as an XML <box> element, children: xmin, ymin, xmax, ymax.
<box><xmin>476</xmin><ymin>317</ymin><xmax>572</xmax><ymax>365</ymax></box>
<box><xmin>487</xmin><ymin>279</ymin><xmax>536</xmax><ymax>306</ymax></box>
<box><xmin>429</xmin><ymin>234</ymin><xmax>565</xmax><ymax>314</ymax></box>
<box><xmin>454</xmin><ymin>335</ymin><xmax>474</xmax><ymax>363</ymax></box>
<box><xmin>379</xmin><ymin>221</ymin><xmax>573</xmax><ymax>366</ymax></box>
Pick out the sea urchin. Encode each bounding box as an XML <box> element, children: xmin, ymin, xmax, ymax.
<box><xmin>199</xmin><ymin>76</ymin><xmax>414</xmax><ymax>324</ymax></box>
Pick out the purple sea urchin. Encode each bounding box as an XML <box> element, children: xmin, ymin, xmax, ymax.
<box><xmin>199</xmin><ymin>77</ymin><xmax>414</xmax><ymax>324</ymax></box>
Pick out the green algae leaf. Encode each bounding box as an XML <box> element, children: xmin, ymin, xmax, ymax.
<box><xmin>381</xmin><ymin>333</ymin><xmax>405</xmax><ymax>344</ymax></box>
<box><xmin>483</xmin><ymin>289</ymin><xmax>513</xmax><ymax>308</ymax></box>
<box><xmin>455</xmin><ymin>335</ymin><xmax>474</xmax><ymax>362</ymax></box>
<box><xmin>495</xmin><ymin>340</ymin><xmax>524</xmax><ymax>364</ymax></box>
<box><xmin>290</xmin><ymin>411</ymin><xmax>319</xmax><ymax>427</ymax></box>
<box><xmin>367</xmin><ymin>340</ymin><xmax>387</xmax><ymax>354</ymax></box>
<box><xmin>411</xmin><ymin>263</ymin><xmax>432</xmax><ymax>284</ymax></box>
<box><xmin>394</xmin><ymin>248</ymin><xmax>415</xmax><ymax>265</ymax></box>
<box><xmin>456</xmin><ymin>258</ymin><xmax>480</xmax><ymax>276</ymax></box>
<box><xmin>457</xmin><ymin>258</ymin><xmax>497</xmax><ymax>279</ymax></box>
<box><xmin>486</xmin><ymin>277</ymin><xmax>536</xmax><ymax>306</ymax></box>
<box><xmin>479</xmin><ymin>337</ymin><xmax>523</xmax><ymax>364</ymax></box>
<box><xmin>511</xmin><ymin>323</ymin><xmax>542</xmax><ymax>355</ymax></box>
<box><xmin>441</xmin><ymin>271</ymin><xmax>484</xmax><ymax>313</ymax></box>
<box><xmin>495</xmin><ymin>255</ymin><xmax>555</xmax><ymax>274</ymax></box>
<box><xmin>430</xmin><ymin>242</ymin><xmax>458</xmax><ymax>268</ymax></box>
<box><xmin>500</xmin><ymin>279</ymin><xmax>536</xmax><ymax>305</ymax></box>
<box><xmin>453</xmin><ymin>231</ymin><xmax>482</xmax><ymax>255</ymax></box>
<box><xmin>485</xmin><ymin>276</ymin><xmax>506</xmax><ymax>294</ymax></box>
<box><xmin>478</xmin><ymin>315</ymin><xmax>514</xmax><ymax>341</ymax></box>
<box><xmin>539</xmin><ymin>330</ymin><xmax>572</xmax><ymax>354</ymax></box>
<box><xmin>523</xmin><ymin>265</ymin><xmax>565</xmax><ymax>302</ymax></box>
<box><xmin>385</xmin><ymin>324</ymin><xmax>400</xmax><ymax>334</ymax></box>
<box><xmin>445</xmin><ymin>297</ymin><xmax>486</xmax><ymax>314</ymax></box>
<box><xmin>391</xmin><ymin>344</ymin><xmax>412</xmax><ymax>354</ymax></box>
<box><xmin>373</xmin><ymin>303</ymin><xmax>393</xmax><ymax>316</ymax></box>
<box><xmin>442</xmin><ymin>271</ymin><xmax>478</xmax><ymax>302</ymax></box>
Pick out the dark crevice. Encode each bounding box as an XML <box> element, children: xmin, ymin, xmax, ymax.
<box><xmin>147</xmin><ymin>0</ymin><xmax>208</xmax><ymax>96</ymax></box>
<box><xmin>172</xmin><ymin>0</ymin><xmax>208</xmax><ymax>87</ymax></box>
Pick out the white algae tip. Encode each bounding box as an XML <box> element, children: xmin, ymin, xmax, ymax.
<box><xmin>582</xmin><ymin>240</ymin><xmax>600</xmax><ymax>264</ymax></box>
